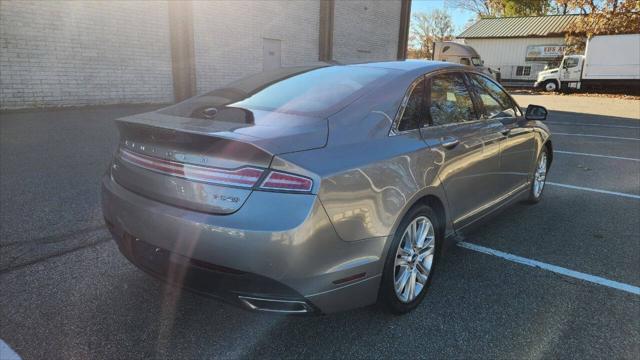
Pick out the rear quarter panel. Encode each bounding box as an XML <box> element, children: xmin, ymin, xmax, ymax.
<box><xmin>279</xmin><ymin>134</ymin><xmax>450</xmax><ymax>242</ymax></box>
<box><xmin>315</xmin><ymin>134</ymin><xmax>450</xmax><ymax>242</ymax></box>
<box><xmin>277</xmin><ymin>70</ymin><xmax>453</xmax><ymax>242</ymax></box>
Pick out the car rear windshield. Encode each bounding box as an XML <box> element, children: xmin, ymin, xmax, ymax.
<box><xmin>229</xmin><ymin>66</ymin><xmax>391</xmax><ymax>115</ymax></box>
<box><xmin>160</xmin><ymin>66</ymin><xmax>392</xmax><ymax>119</ymax></box>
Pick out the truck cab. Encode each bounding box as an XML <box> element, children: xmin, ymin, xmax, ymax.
<box><xmin>433</xmin><ymin>41</ymin><xmax>500</xmax><ymax>81</ymax></box>
<box><xmin>559</xmin><ymin>55</ymin><xmax>585</xmax><ymax>83</ymax></box>
<box><xmin>535</xmin><ymin>55</ymin><xmax>585</xmax><ymax>91</ymax></box>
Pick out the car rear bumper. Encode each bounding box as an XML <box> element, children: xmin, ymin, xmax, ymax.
<box><xmin>101</xmin><ymin>174</ymin><xmax>387</xmax><ymax>313</ymax></box>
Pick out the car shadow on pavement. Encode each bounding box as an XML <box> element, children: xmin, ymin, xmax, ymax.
<box><xmin>546</xmin><ymin>110</ymin><xmax>640</xmax><ymax>124</ymax></box>
<box><xmin>86</xmin><ymin>236</ymin><xmax>637</xmax><ymax>360</ymax></box>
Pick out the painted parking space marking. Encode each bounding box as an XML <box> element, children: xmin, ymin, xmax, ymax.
<box><xmin>458</xmin><ymin>241</ymin><xmax>640</xmax><ymax>296</ymax></box>
<box><xmin>0</xmin><ymin>339</ymin><xmax>21</xmax><ymax>360</ymax></box>
<box><xmin>547</xmin><ymin>121</ymin><xmax>640</xmax><ymax>130</ymax></box>
<box><xmin>553</xmin><ymin>132</ymin><xmax>640</xmax><ymax>141</ymax></box>
<box><xmin>546</xmin><ymin>182</ymin><xmax>640</xmax><ymax>200</ymax></box>
<box><xmin>555</xmin><ymin>150</ymin><xmax>640</xmax><ymax>162</ymax></box>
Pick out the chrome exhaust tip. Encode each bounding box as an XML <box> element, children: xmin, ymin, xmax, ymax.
<box><xmin>238</xmin><ymin>296</ymin><xmax>313</xmax><ymax>314</ymax></box>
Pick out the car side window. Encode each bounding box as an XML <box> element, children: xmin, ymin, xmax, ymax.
<box><xmin>468</xmin><ymin>73</ymin><xmax>517</xmax><ymax>119</ymax></box>
<box><xmin>564</xmin><ymin>57</ymin><xmax>579</xmax><ymax>68</ymax></box>
<box><xmin>428</xmin><ymin>73</ymin><xmax>476</xmax><ymax>126</ymax></box>
<box><xmin>397</xmin><ymin>78</ymin><xmax>425</xmax><ymax>132</ymax></box>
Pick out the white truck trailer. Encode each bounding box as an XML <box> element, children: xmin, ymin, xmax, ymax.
<box><xmin>535</xmin><ymin>34</ymin><xmax>640</xmax><ymax>91</ymax></box>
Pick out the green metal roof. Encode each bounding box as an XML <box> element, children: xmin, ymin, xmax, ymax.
<box><xmin>458</xmin><ymin>15</ymin><xmax>580</xmax><ymax>39</ymax></box>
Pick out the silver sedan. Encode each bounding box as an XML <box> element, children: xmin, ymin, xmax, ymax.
<box><xmin>102</xmin><ymin>61</ymin><xmax>552</xmax><ymax>314</ymax></box>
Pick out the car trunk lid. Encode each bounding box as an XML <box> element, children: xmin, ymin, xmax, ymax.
<box><xmin>111</xmin><ymin>109</ymin><xmax>326</xmax><ymax>214</ymax></box>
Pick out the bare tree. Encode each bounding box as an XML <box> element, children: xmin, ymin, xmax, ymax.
<box><xmin>408</xmin><ymin>10</ymin><xmax>455</xmax><ymax>59</ymax></box>
<box><xmin>446</xmin><ymin>0</ymin><xmax>503</xmax><ymax>17</ymax></box>
<box><xmin>431</xmin><ymin>9</ymin><xmax>455</xmax><ymax>41</ymax></box>
<box><xmin>409</xmin><ymin>12</ymin><xmax>432</xmax><ymax>59</ymax></box>
<box><xmin>450</xmin><ymin>0</ymin><xmax>563</xmax><ymax>17</ymax></box>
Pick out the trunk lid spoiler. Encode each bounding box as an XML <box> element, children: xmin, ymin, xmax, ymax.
<box><xmin>110</xmin><ymin>109</ymin><xmax>326</xmax><ymax>214</ymax></box>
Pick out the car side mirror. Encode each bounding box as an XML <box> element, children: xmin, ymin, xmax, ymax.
<box><xmin>525</xmin><ymin>105</ymin><xmax>547</xmax><ymax>121</ymax></box>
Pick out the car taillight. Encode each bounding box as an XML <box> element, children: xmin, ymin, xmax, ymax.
<box><xmin>120</xmin><ymin>149</ymin><xmax>313</xmax><ymax>192</ymax></box>
<box><xmin>119</xmin><ymin>149</ymin><xmax>264</xmax><ymax>188</ymax></box>
<box><xmin>259</xmin><ymin>171</ymin><xmax>313</xmax><ymax>192</ymax></box>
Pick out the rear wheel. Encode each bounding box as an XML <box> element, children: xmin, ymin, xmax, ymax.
<box><xmin>526</xmin><ymin>148</ymin><xmax>549</xmax><ymax>203</ymax></box>
<box><xmin>379</xmin><ymin>204</ymin><xmax>440</xmax><ymax>314</ymax></box>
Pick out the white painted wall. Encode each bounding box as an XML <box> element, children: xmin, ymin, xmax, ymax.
<box><xmin>463</xmin><ymin>37</ymin><xmax>566</xmax><ymax>80</ymax></box>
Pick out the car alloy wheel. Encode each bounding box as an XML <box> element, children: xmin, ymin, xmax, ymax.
<box><xmin>393</xmin><ymin>216</ymin><xmax>436</xmax><ymax>303</ymax></box>
<box><xmin>533</xmin><ymin>151</ymin><xmax>547</xmax><ymax>198</ymax></box>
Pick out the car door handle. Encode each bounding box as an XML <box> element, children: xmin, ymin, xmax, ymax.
<box><xmin>441</xmin><ymin>136</ymin><xmax>460</xmax><ymax>149</ymax></box>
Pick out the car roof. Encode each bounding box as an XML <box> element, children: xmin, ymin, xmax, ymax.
<box><xmin>347</xmin><ymin>60</ymin><xmax>463</xmax><ymax>73</ymax></box>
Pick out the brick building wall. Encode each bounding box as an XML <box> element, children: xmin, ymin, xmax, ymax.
<box><xmin>193</xmin><ymin>0</ymin><xmax>321</xmax><ymax>94</ymax></box>
<box><xmin>0</xmin><ymin>0</ymin><xmax>405</xmax><ymax>110</ymax></box>
<box><xmin>333</xmin><ymin>0</ymin><xmax>402</xmax><ymax>63</ymax></box>
<box><xmin>0</xmin><ymin>0</ymin><xmax>174</xmax><ymax>109</ymax></box>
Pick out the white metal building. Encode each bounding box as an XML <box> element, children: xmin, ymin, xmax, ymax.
<box><xmin>458</xmin><ymin>15</ymin><xmax>579</xmax><ymax>82</ymax></box>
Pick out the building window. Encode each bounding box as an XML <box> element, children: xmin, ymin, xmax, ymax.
<box><xmin>516</xmin><ymin>66</ymin><xmax>531</xmax><ymax>76</ymax></box>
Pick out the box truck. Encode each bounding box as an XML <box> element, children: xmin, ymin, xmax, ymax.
<box><xmin>535</xmin><ymin>33</ymin><xmax>640</xmax><ymax>92</ymax></box>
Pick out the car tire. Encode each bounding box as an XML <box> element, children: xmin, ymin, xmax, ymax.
<box><xmin>378</xmin><ymin>204</ymin><xmax>441</xmax><ymax>314</ymax></box>
<box><xmin>543</xmin><ymin>80</ymin><xmax>558</xmax><ymax>92</ymax></box>
<box><xmin>526</xmin><ymin>147</ymin><xmax>549</xmax><ymax>204</ymax></box>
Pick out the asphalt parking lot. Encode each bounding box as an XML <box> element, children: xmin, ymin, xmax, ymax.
<box><xmin>1</xmin><ymin>95</ymin><xmax>639</xmax><ymax>359</ymax></box>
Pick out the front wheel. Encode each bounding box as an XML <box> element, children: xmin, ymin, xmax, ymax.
<box><xmin>526</xmin><ymin>148</ymin><xmax>549</xmax><ymax>204</ymax></box>
<box><xmin>543</xmin><ymin>80</ymin><xmax>558</xmax><ymax>92</ymax></box>
<box><xmin>378</xmin><ymin>204</ymin><xmax>440</xmax><ymax>314</ymax></box>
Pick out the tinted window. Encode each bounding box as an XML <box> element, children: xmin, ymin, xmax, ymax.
<box><xmin>468</xmin><ymin>73</ymin><xmax>517</xmax><ymax>119</ymax></box>
<box><xmin>398</xmin><ymin>79</ymin><xmax>425</xmax><ymax>132</ymax></box>
<box><xmin>231</xmin><ymin>66</ymin><xmax>391</xmax><ymax>115</ymax></box>
<box><xmin>428</xmin><ymin>73</ymin><xmax>476</xmax><ymax>126</ymax></box>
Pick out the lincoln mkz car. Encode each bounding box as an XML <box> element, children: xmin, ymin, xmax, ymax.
<box><xmin>102</xmin><ymin>61</ymin><xmax>552</xmax><ymax>314</ymax></box>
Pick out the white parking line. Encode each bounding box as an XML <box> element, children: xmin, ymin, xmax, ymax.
<box><xmin>547</xmin><ymin>121</ymin><xmax>640</xmax><ymax>130</ymax></box>
<box><xmin>553</xmin><ymin>132</ymin><xmax>640</xmax><ymax>141</ymax></box>
<box><xmin>0</xmin><ymin>339</ymin><xmax>21</xmax><ymax>360</ymax></box>
<box><xmin>546</xmin><ymin>182</ymin><xmax>640</xmax><ymax>200</ymax></box>
<box><xmin>457</xmin><ymin>241</ymin><xmax>640</xmax><ymax>296</ymax></box>
<box><xmin>555</xmin><ymin>150</ymin><xmax>640</xmax><ymax>162</ymax></box>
